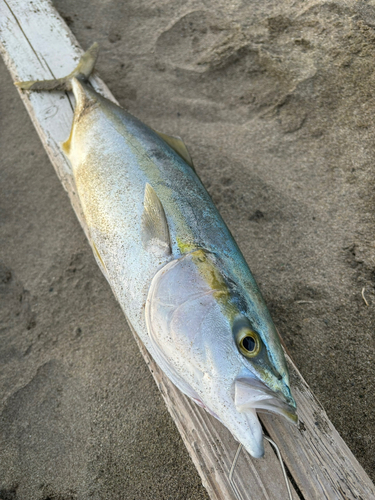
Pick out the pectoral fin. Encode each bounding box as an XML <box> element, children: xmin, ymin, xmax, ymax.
<box><xmin>142</xmin><ymin>183</ymin><xmax>171</xmax><ymax>257</ymax></box>
<box><xmin>154</xmin><ymin>131</ymin><xmax>195</xmax><ymax>171</ymax></box>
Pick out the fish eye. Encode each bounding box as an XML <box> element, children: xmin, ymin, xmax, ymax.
<box><xmin>236</xmin><ymin>328</ymin><xmax>261</xmax><ymax>358</ymax></box>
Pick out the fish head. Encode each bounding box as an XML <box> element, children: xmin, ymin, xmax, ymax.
<box><xmin>145</xmin><ymin>249</ymin><xmax>297</xmax><ymax>458</ymax></box>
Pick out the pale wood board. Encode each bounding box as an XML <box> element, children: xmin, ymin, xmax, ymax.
<box><xmin>1</xmin><ymin>1</ymin><xmax>374</xmax><ymax>499</ymax></box>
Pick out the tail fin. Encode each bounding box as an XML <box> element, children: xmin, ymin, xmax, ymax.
<box><xmin>15</xmin><ymin>43</ymin><xmax>99</xmax><ymax>92</ymax></box>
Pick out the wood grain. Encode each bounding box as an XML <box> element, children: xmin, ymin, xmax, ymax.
<box><xmin>1</xmin><ymin>1</ymin><xmax>374</xmax><ymax>498</ymax></box>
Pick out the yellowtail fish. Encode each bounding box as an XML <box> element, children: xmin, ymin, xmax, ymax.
<box><xmin>16</xmin><ymin>43</ymin><xmax>297</xmax><ymax>459</ymax></box>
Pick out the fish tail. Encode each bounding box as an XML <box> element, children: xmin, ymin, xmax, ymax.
<box><xmin>15</xmin><ymin>43</ymin><xmax>99</xmax><ymax>92</ymax></box>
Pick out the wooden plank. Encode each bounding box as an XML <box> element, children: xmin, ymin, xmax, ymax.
<box><xmin>262</xmin><ymin>356</ymin><xmax>374</xmax><ymax>499</ymax></box>
<box><xmin>0</xmin><ymin>1</ymin><xmax>374</xmax><ymax>499</ymax></box>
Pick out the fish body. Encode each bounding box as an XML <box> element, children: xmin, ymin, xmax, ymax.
<box><xmin>17</xmin><ymin>46</ymin><xmax>297</xmax><ymax>458</ymax></box>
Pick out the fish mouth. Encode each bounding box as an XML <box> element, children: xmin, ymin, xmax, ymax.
<box><xmin>234</xmin><ymin>377</ymin><xmax>298</xmax><ymax>425</ymax></box>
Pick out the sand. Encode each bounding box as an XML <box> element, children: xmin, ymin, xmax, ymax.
<box><xmin>1</xmin><ymin>0</ymin><xmax>374</xmax><ymax>498</ymax></box>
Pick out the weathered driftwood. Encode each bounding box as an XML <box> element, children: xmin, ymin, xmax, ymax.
<box><xmin>1</xmin><ymin>1</ymin><xmax>374</xmax><ymax>499</ymax></box>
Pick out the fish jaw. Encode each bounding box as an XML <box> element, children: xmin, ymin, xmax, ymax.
<box><xmin>196</xmin><ymin>374</ymin><xmax>266</xmax><ymax>458</ymax></box>
<box><xmin>202</xmin><ymin>372</ymin><xmax>298</xmax><ymax>458</ymax></box>
<box><xmin>223</xmin><ymin>404</ymin><xmax>265</xmax><ymax>459</ymax></box>
<box><xmin>188</xmin><ymin>367</ymin><xmax>297</xmax><ymax>458</ymax></box>
<box><xmin>184</xmin><ymin>372</ymin><xmax>297</xmax><ymax>459</ymax></box>
<box><xmin>234</xmin><ymin>376</ymin><xmax>298</xmax><ymax>425</ymax></box>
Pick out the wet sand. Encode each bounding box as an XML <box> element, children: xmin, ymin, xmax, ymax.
<box><xmin>1</xmin><ymin>0</ymin><xmax>374</xmax><ymax>498</ymax></box>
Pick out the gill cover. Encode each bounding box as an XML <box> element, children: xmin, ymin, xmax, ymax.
<box><xmin>145</xmin><ymin>250</ymin><xmax>228</xmax><ymax>383</ymax></box>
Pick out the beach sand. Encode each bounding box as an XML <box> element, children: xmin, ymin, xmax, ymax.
<box><xmin>1</xmin><ymin>0</ymin><xmax>374</xmax><ymax>498</ymax></box>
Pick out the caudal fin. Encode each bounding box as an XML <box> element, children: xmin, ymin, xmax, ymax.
<box><xmin>15</xmin><ymin>43</ymin><xmax>99</xmax><ymax>92</ymax></box>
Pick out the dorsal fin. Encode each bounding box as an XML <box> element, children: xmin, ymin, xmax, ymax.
<box><xmin>142</xmin><ymin>183</ymin><xmax>171</xmax><ymax>257</ymax></box>
<box><xmin>154</xmin><ymin>130</ymin><xmax>195</xmax><ymax>171</ymax></box>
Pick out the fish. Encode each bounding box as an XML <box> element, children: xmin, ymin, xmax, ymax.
<box><xmin>16</xmin><ymin>43</ymin><xmax>297</xmax><ymax>459</ymax></box>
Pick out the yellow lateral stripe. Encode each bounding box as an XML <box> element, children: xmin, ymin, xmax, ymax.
<box><xmin>189</xmin><ymin>249</ymin><xmax>238</xmax><ymax>321</ymax></box>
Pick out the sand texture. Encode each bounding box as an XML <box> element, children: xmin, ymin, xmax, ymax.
<box><xmin>1</xmin><ymin>0</ymin><xmax>375</xmax><ymax>498</ymax></box>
